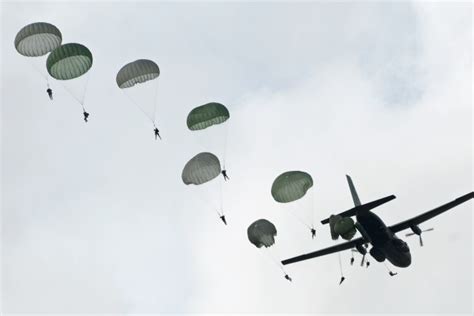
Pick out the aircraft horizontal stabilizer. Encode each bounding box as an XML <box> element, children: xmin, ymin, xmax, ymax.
<box><xmin>321</xmin><ymin>195</ymin><xmax>396</xmax><ymax>224</ymax></box>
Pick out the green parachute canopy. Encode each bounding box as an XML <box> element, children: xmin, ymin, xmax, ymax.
<box><xmin>116</xmin><ymin>59</ymin><xmax>160</xmax><ymax>89</ymax></box>
<box><xmin>329</xmin><ymin>214</ymin><xmax>343</xmax><ymax>240</ymax></box>
<box><xmin>271</xmin><ymin>171</ymin><xmax>313</xmax><ymax>203</ymax></box>
<box><xmin>187</xmin><ymin>102</ymin><xmax>230</xmax><ymax>131</ymax></box>
<box><xmin>182</xmin><ymin>152</ymin><xmax>221</xmax><ymax>185</ymax></box>
<box><xmin>334</xmin><ymin>217</ymin><xmax>357</xmax><ymax>241</ymax></box>
<box><xmin>14</xmin><ymin>22</ymin><xmax>62</xmax><ymax>57</ymax></box>
<box><xmin>247</xmin><ymin>219</ymin><xmax>277</xmax><ymax>248</ymax></box>
<box><xmin>46</xmin><ymin>43</ymin><xmax>93</xmax><ymax>80</ymax></box>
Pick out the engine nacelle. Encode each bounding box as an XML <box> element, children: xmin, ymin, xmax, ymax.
<box><xmin>369</xmin><ymin>247</ymin><xmax>386</xmax><ymax>262</ymax></box>
<box><xmin>410</xmin><ymin>224</ymin><xmax>422</xmax><ymax>235</ymax></box>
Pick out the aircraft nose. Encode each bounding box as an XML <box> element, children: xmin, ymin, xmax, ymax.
<box><xmin>399</xmin><ymin>253</ymin><xmax>411</xmax><ymax>267</ymax></box>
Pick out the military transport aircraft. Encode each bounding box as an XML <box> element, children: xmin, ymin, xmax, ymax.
<box><xmin>282</xmin><ymin>175</ymin><xmax>473</xmax><ymax>268</ymax></box>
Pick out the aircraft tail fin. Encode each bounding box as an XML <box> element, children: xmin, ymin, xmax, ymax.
<box><xmin>346</xmin><ymin>175</ymin><xmax>361</xmax><ymax>206</ymax></box>
<box><xmin>321</xmin><ymin>195</ymin><xmax>396</xmax><ymax>224</ymax></box>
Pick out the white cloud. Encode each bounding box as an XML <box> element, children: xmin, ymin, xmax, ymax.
<box><xmin>1</xmin><ymin>1</ymin><xmax>472</xmax><ymax>313</ymax></box>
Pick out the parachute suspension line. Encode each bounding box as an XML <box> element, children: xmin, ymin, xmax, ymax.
<box><xmin>27</xmin><ymin>58</ymin><xmax>48</xmax><ymax>81</ymax></box>
<box><xmin>151</xmin><ymin>78</ymin><xmax>160</xmax><ymax>126</ymax></box>
<box><xmin>122</xmin><ymin>91</ymin><xmax>155</xmax><ymax>125</ymax></box>
<box><xmin>79</xmin><ymin>72</ymin><xmax>92</xmax><ymax>107</ymax></box>
<box><xmin>194</xmin><ymin>187</ymin><xmax>219</xmax><ymax>215</ymax></box>
<box><xmin>338</xmin><ymin>252</ymin><xmax>344</xmax><ymax>278</ymax></box>
<box><xmin>221</xmin><ymin>153</ymin><xmax>226</xmax><ymax>172</ymax></box>
<box><xmin>27</xmin><ymin>59</ymin><xmax>52</xmax><ymax>92</ymax></box>
<box><xmin>60</xmin><ymin>83</ymin><xmax>83</xmax><ymax>106</ymax></box>
<box><xmin>219</xmin><ymin>177</ymin><xmax>224</xmax><ymax>213</ymax></box>
<box><xmin>58</xmin><ymin>72</ymin><xmax>91</xmax><ymax>111</ymax></box>
<box><xmin>190</xmin><ymin>181</ymin><xmax>221</xmax><ymax>216</ymax></box>
<box><xmin>310</xmin><ymin>187</ymin><xmax>316</xmax><ymax>230</ymax></box>
<box><xmin>263</xmin><ymin>248</ymin><xmax>288</xmax><ymax>276</ymax></box>
<box><xmin>284</xmin><ymin>207</ymin><xmax>312</xmax><ymax>230</ymax></box>
<box><xmin>221</xmin><ymin>120</ymin><xmax>230</xmax><ymax>167</ymax></box>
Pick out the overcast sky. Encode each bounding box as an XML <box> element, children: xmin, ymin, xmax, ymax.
<box><xmin>1</xmin><ymin>1</ymin><xmax>472</xmax><ymax>314</ymax></box>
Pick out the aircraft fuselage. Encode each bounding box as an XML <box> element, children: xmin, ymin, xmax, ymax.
<box><xmin>357</xmin><ymin>211</ymin><xmax>412</xmax><ymax>267</ymax></box>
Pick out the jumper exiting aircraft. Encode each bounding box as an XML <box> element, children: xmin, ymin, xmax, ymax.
<box><xmin>282</xmin><ymin>175</ymin><xmax>474</xmax><ymax>268</ymax></box>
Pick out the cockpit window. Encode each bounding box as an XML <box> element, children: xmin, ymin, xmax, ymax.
<box><xmin>393</xmin><ymin>239</ymin><xmax>409</xmax><ymax>252</ymax></box>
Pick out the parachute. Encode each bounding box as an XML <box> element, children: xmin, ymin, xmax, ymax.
<box><xmin>247</xmin><ymin>219</ymin><xmax>277</xmax><ymax>248</ymax></box>
<box><xmin>271</xmin><ymin>171</ymin><xmax>316</xmax><ymax>236</ymax></box>
<box><xmin>14</xmin><ymin>22</ymin><xmax>62</xmax><ymax>98</ymax></box>
<box><xmin>15</xmin><ymin>22</ymin><xmax>62</xmax><ymax>57</ymax></box>
<box><xmin>247</xmin><ymin>218</ymin><xmax>290</xmax><ymax>279</ymax></box>
<box><xmin>186</xmin><ymin>102</ymin><xmax>231</xmax><ymax>166</ymax></box>
<box><xmin>187</xmin><ymin>102</ymin><xmax>230</xmax><ymax>131</ymax></box>
<box><xmin>182</xmin><ymin>152</ymin><xmax>221</xmax><ymax>185</ymax></box>
<box><xmin>47</xmin><ymin>43</ymin><xmax>93</xmax><ymax>80</ymax></box>
<box><xmin>182</xmin><ymin>152</ymin><xmax>226</xmax><ymax>223</ymax></box>
<box><xmin>271</xmin><ymin>171</ymin><xmax>313</xmax><ymax>203</ymax></box>
<box><xmin>116</xmin><ymin>59</ymin><xmax>161</xmax><ymax>128</ymax></box>
<box><xmin>116</xmin><ymin>59</ymin><xmax>160</xmax><ymax>89</ymax></box>
<box><xmin>329</xmin><ymin>214</ymin><xmax>343</xmax><ymax>240</ymax></box>
<box><xmin>46</xmin><ymin>43</ymin><xmax>93</xmax><ymax>116</ymax></box>
<box><xmin>334</xmin><ymin>217</ymin><xmax>357</xmax><ymax>241</ymax></box>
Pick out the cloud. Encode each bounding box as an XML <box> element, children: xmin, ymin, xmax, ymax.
<box><xmin>2</xmin><ymin>1</ymin><xmax>471</xmax><ymax>313</ymax></box>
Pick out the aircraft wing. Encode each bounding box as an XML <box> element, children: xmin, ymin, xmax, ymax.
<box><xmin>389</xmin><ymin>192</ymin><xmax>474</xmax><ymax>233</ymax></box>
<box><xmin>281</xmin><ymin>237</ymin><xmax>364</xmax><ymax>265</ymax></box>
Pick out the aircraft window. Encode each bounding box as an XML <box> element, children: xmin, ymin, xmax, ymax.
<box><xmin>393</xmin><ymin>239</ymin><xmax>409</xmax><ymax>252</ymax></box>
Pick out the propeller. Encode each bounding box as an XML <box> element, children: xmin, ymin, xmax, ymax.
<box><xmin>406</xmin><ymin>228</ymin><xmax>434</xmax><ymax>247</ymax></box>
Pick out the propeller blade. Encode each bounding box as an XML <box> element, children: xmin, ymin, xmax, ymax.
<box><xmin>406</xmin><ymin>232</ymin><xmax>416</xmax><ymax>237</ymax></box>
<box><xmin>360</xmin><ymin>254</ymin><xmax>366</xmax><ymax>267</ymax></box>
<box><xmin>419</xmin><ymin>235</ymin><xmax>423</xmax><ymax>247</ymax></box>
<box><xmin>423</xmin><ymin>228</ymin><xmax>434</xmax><ymax>232</ymax></box>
